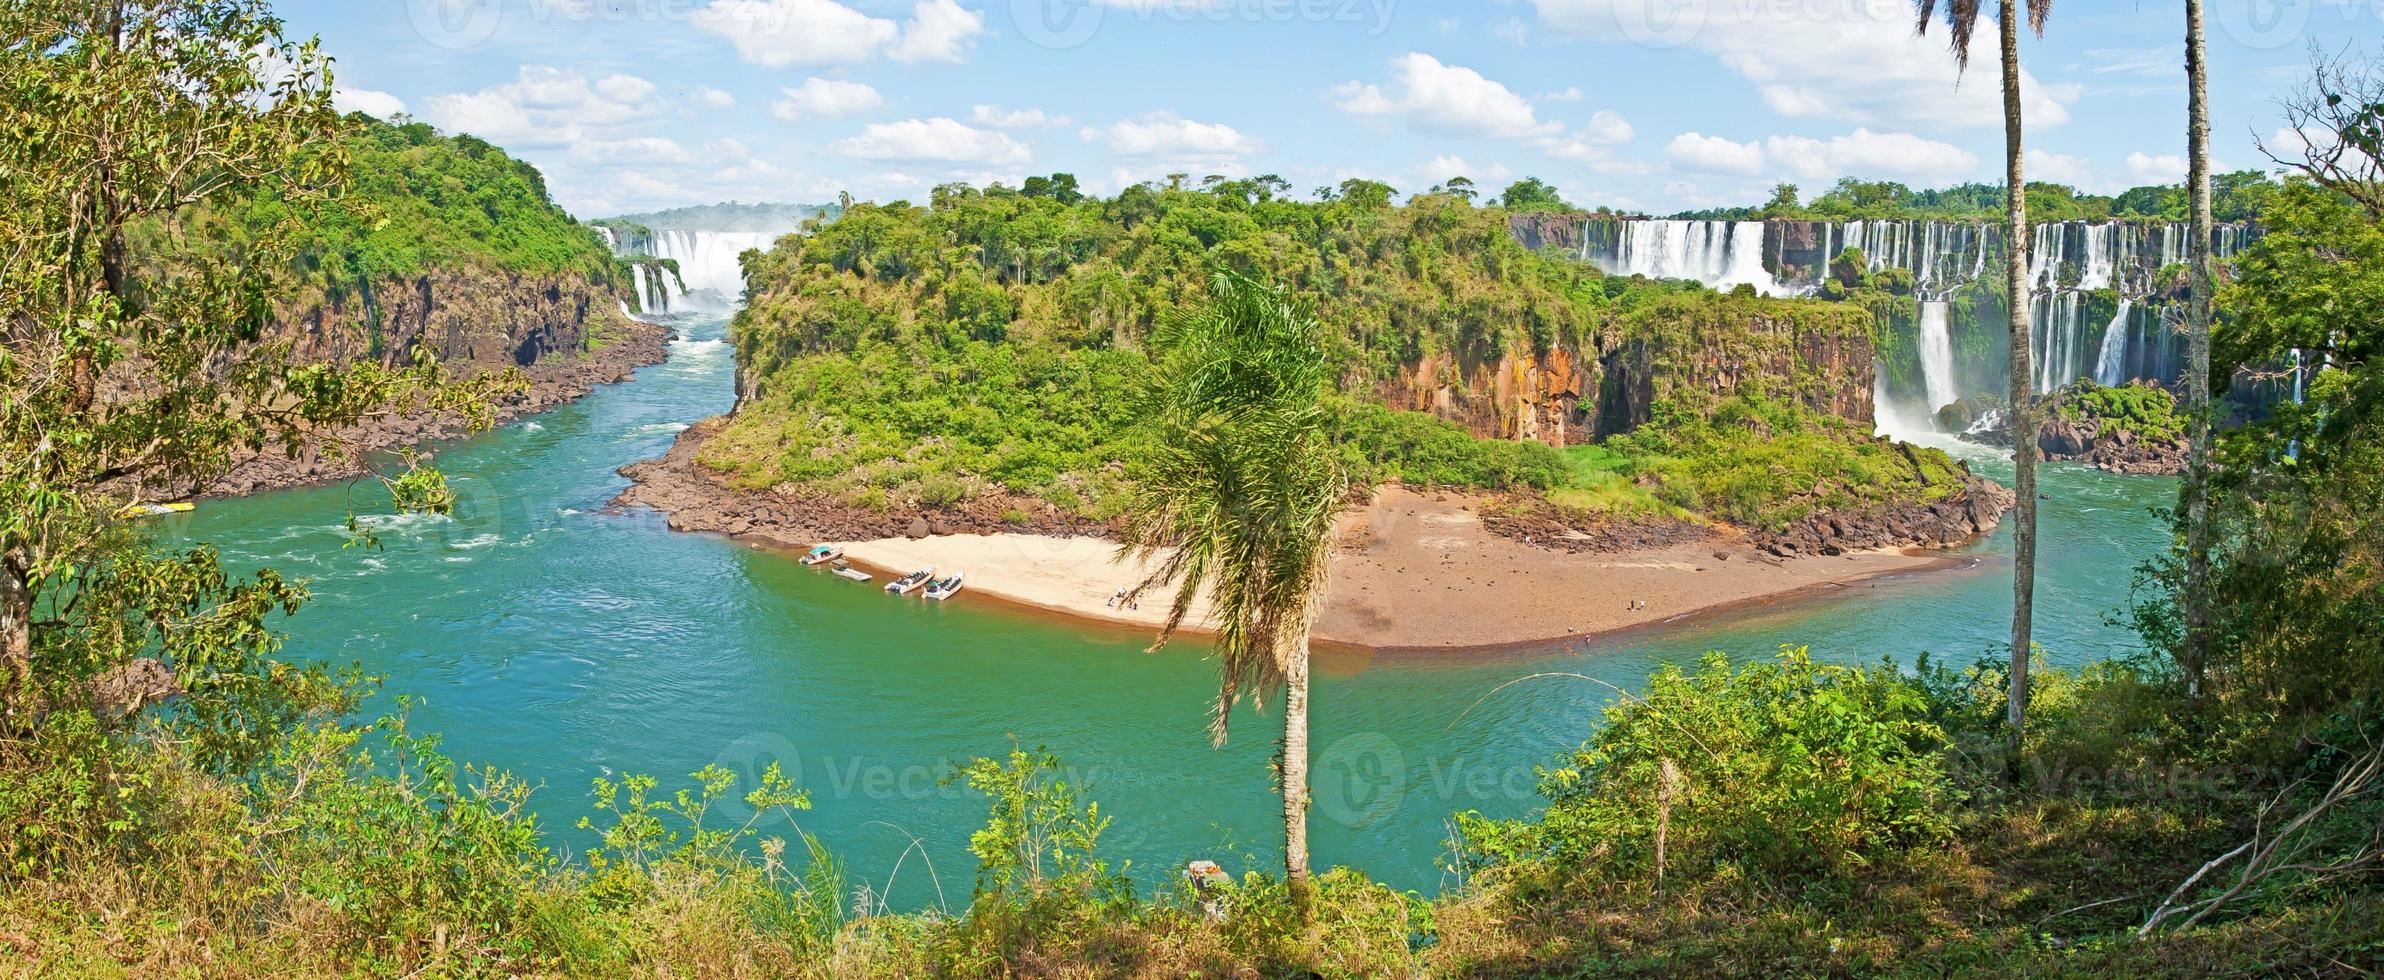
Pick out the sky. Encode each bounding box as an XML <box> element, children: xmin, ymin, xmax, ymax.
<box><xmin>288</xmin><ymin>0</ymin><xmax>2375</xmax><ymax>219</ymax></box>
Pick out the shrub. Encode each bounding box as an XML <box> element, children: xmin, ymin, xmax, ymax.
<box><xmin>1458</xmin><ymin>647</ymin><xmax>1959</xmax><ymax>880</ymax></box>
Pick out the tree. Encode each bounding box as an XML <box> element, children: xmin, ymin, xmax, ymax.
<box><xmin>2179</xmin><ymin>0</ymin><xmax>2217</xmax><ymax>697</ymax></box>
<box><xmin>1118</xmin><ymin>272</ymin><xmax>1349</xmax><ymax>902</ymax></box>
<box><xmin>1916</xmin><ymin>0</ymin><xmax>2053</xmax><ymax>755</ymax></box>
<box><xmin>1763</xmin><ymin>182</ymin><xmax>1802</xmax><ymax>216</ymax></box>
<box><xmin>0</xmin><ymin>1</ymin><xmax>493</xmax><ymax>725</ymax></box>
<box><xmin>1499</xmin><ymin>177</ymin><xmax>1567</xmax><ymax>212</ymax></box>
<box><xmin>1438</xmin><ymin>176</ymin><xmax>1479</xmax><ymax>203</ymax></box>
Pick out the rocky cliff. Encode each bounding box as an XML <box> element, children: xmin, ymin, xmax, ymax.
<box><xmin>1371</xmin><ymin>298</ymin><xmax>1878</xmax><ymax>448</ymax></box>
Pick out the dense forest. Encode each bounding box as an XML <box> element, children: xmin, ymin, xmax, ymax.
<box><xmin>2</xmin><ymin>1</ymin><xmax>2380</xmax><ymax>976</ymax></box>
<box><xmin>713</xmin><ymin>180</ymin><xmax>1974</xmax><ymax>532</ymax></box>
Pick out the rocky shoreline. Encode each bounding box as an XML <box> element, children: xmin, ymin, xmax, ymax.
<box><xmin>204</xmin><ymin>319</ymin><xmax>671</xmax><ymax>497</ymax></box>
<box><xmin>622</xmin><ymin>419</ymin><xmax>2018</xmax><ymax>572</ymax></box>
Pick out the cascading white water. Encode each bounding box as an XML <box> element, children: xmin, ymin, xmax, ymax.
<box><xmin>1918</xmin><ymin>300</ymin><xmax>1958</xmax><ymax>411</ymax></box>
<box><xmin>629</xmin><ymin>263</ymin><xmax>651</xmax><ymax>315</ymax></box>
<box><xmin>1598</xmin><ymin>219</ymin><xmax>1785</xmax><ymax>295</ymax></box>
<box><xmin>2093</xmin><ymin>300</ymin><xmax>2136</xmax><ymax>386</ymax></box>
<box><xmin>642</xmin><ymin>230</ymin><xmax>781</xmax><ymax>308</ymax></box>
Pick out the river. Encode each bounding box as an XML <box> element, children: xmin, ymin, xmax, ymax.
<box><xmin>174</xmin><ymin>312</ymin><xmax>2178</xmax><ymax>907</ymax></box>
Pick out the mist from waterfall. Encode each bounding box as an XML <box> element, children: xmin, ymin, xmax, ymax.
<box><xmin>641</xmin><ymin>230</ymin><xmax>781</xmax><ymax>309</ymax></box>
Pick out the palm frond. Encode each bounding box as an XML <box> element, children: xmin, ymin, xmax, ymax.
<box><xmin>1117</xmin><ymin>271</ymin><xmax>1350</xmax><ymax>747</ymax></box>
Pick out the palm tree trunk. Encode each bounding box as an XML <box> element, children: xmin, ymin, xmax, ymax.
<box><xmin>1282</xmin><ymin>634</ymin><xmax>1314</xmax><ymax>903</ymax></box>
<box><xmin>2000</xmin><ymin>0</ymin><xmax>2037</xmax><ymax>756</ymax></box>
<box><xmin>2181</xmin><ymin>0</ymin><xmax>2217</xmax><ymax>701</ymax></box>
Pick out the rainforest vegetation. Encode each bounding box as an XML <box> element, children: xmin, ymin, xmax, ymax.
<box><xmin>1</xmin><ymin>1</ymin><xmax>2379</xmax><ymax>976</ymax></box>
<box><xmin>710</xmin><ymin>180</ymin><xmax>1961</xmax><ymax>531</ymax></box>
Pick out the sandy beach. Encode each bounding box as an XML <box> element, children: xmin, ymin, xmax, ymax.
<box><xmin>831</xmin><ymin>487</ymin><xmax>1963</xmax><ymax>651</ymax></box>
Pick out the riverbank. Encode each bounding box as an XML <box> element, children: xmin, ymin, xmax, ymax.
<box><xmin>617</xmin><ymin>420</ymin><xmax>2004</xmax><ymax>651</ymax></box>
<box><xmin>206</xmin><ymin>317</ymin><xmax>672</xmax><ymax>497</ymax></box>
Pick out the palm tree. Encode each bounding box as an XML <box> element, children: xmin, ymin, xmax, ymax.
<box><xmin>1119</xmin><ymin>271</ymin><xmax>1349</xmax><ymax>899</ymax></box>
<box><xmin>2180</xmin><ymin>0</ymin><xmax>2217</xmax><ymax>699</ymax></box>
<box><xmin>1917</xmin><ymin>0</ymin><xmax>2053</xmax><ymax>754</ymax></box>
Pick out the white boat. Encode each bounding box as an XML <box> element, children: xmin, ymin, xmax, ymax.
<box><xmin>829</xmin><ymin>561</ymin><xmax>872</xmax><ymax>583</ymax></box>
<box><xmin>886</xmin><ymin>568</ymin><xmax>935</xmax><ymax>595</ymax></box>
<box><xmin>923</xmin><ymin>571</ymin><xmax>965</xmax><ymax>601</ymax></box>
<box><xmin>801</xmin><ymin>545</ymin><xmax>843</xmax><ymax>566</ymax></box>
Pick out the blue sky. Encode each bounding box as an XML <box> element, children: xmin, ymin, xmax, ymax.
<box><xmin>292</xmin><ymin>1</ymin><xmax>2371</xmax><ymax>219</ymax></box>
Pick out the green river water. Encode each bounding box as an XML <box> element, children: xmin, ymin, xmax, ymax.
<box><xmin>173</xmin><ymin>312</ymin><xmax>2177</xmax><ymax>907</ymax></box>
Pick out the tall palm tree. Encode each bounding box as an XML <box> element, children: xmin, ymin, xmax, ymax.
<box><xmin>1917</xmin><ymin>0</ymin><xmax>2053</xmax><ymax>754</ymax></box>
<box><xmin>1119</xmin><ymin>271</ymin><xmax>1349</xmax><ymax>898</ymax></box>
<box><xmin>2180</xmin><ymin>0</ymin><xmax>2217</xmax><ymax>699</ymax></box>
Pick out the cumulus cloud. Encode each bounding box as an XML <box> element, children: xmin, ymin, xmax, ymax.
<box><xmin>1663</xmin><ymin>128</ymin><xmax>1977</xmax><ymax>181</ymax></box>
<box><xmin>333</xmin><ymin>87</ymin><xmax>406</xmax><ymax>118</ymax></box>
<box><xmin>2126</xmin><ymin>151</ymin><xmax>2187</xmax><ymax>185</ymax></box>
<box><xmin>1334</xmin><ymin>52</ymin><xmax>1560</xmax><ymax>140</ymax></box>
<box><xmin>771</xmin><ymin>78</ymin><xmax>883</xmax><ymax>121</ymax></box>
<box><xmin>2025</xmin><ymin>148</ymin><xmax>2096</xmax><ymax>187</ymax></box>
<box><xmin>693</xmin><ymin>0</ymin><xmax>978</xmax><ymax>68</ymax></box>
<box><xmin>690</xmin><ymin>86</ymin><xmax>736</xmax><ymax>110</ymax></box>
<box><xmin>972</xmin><ymin>104</ymin><xmax>1072</xmax><ymax>129</ymax></box>
<box><xmin>1416</xmin><ymin>155</ymin><xmax>1512</xmax><ymax>187</ymax></box>
<box><xmin>1764</xmin><ymin>128</ymin><xmax>1977</xmax><ymax>180</ymax></box>
<box><xmin>424</xmin><ymin>65</ymin><xmax>668</xmax><ymax>148</ymax></box>
<box><xmin>1539</xmin><ymin>86</ymin><xmax>1586</xmax><ymax>103</ymax></box>
<box><xmin>1664</xmin><ymin>132</ymin><xmax>1765</xmax><ymax>175</ymax></box>
<box><xmin>1089</xmin><ymin>112</ymin><xmax>1259</xmax><ymax>157</ymax></box>
<box><xmin>1530</xmin><ymin>0</ymin><xmax>2074</xmax><ymax>131</ymax></box>
<box><xmin>1583</xmin><ymin>109</ymin><xmax>1633</xmax><ymax>144</ymax></box>
<box><xmin>834</xmin><ymin>117</ymin><xmax>1031</xmax><ymax>165</ymax></box>
<box><xmin>888</xmin><ymin>0</ymin><xmax>984</xmax><ymax>63</ymax></box>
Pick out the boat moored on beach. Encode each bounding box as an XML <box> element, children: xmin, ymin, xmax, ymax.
<box><xmin>923</xmin><ymin>571</ymin><xmax>965</xmax><ymax>601</ymax></box>
<box><xmin>802</xmin><ymin>545</ymin><xmax>843</xmax><ymax>566</ymax></box>
<box><xmin>886</xmin><ymin>568</ymin><xmax>935</xmax><ymax>595</ymax></box>
<box><xmin>829</xmin><ymin>561</ymin><xmax>872</xmax><ymax>583</ymax></box>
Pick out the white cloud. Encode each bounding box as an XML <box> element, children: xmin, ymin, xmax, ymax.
<box><xmin>423</xmin><ymin>65</ymin><xmax>667</xmax><ymax>148</ymax></box>
<box><xmin>690</xmin><ymin>86</ymin><xmax>736</xmax><ymax>110</ymax></box>
<box><xmin>1416</xmin><ymin>155</ymin><xmax>1512</xmax><ymax>187</ymax></box>
<box><xmin>1664</xmin><ymin>132</ymin><xmax>1765</xmax><ymax>175</ymax></box>
<box><xmin>889</xmin><ymin>0</ymin><xmax>984</xmax><ymax>64</ymax></box>
<box><xmin>972</xmin><ymin>104</ymin><xmax>1072</xmax><ymax>129</ymax></box>
<box><xmin>695</xmin><ymin>0</ymin><xmax>982</xmax><ymax>68</ymax></box>
<box><xmin>834</xmin><ymin>117</ymin><xmax>1031</xmax><ymax>165</ymax></box>
<box><xmin>1092</xmin><ymin>112</ymin><xmax>1258</xmax><ymax>157</ymax></box>
<box><xmin>1530</xmin><ymin>0</ymin><xmax>2074</xmax><ymax>131</ymax></box>
<box><xmin>1583</xmin><ymin>109</ymin><xmax>1633</xmax><ymax>144</ymax></box>
<box><xmin>2073</xmin><ymin>47</ymin><xmax>2174</xmax><ymax>77</ymax></box>
<box><xmin>1662</xmin><ymin>128</ymin><xmax>1976</xmax><ymax>181</ymax></box>
<box><xmin>1764</xmin><ymin>128</ymin><xmax>1977</xmax><ymax>180</ymax></box>
<box><xmin>2025</xmin><ymin>148</ymin><xmax>2096</xmax><ymax>187</ymax></box>
<box><xmin>772</xmin><ymin>78</ymin><xmax>883</xmax><ymax>121</ymax></box>
<box><xmin>572</xmin><ymin>136</ymin><xmax>696</xmax><ymax>164</ymax></box>
<box><xmin>1538</xmin><ymin>86</ymin><xmax>1586</xmax><ymax>103</ymax></box>
<box><xmin>2126</xmin><ymin>151</ymin><xmax>2187</xmax><ymax>185</ymax></box>
<box><xmin>333</xmin><ymin>87</ymin><xmax>406</xmax><ymax>118</ymax></box>
<box><xmin>1334</xmin><ymin>52</ymin><xmax>1560</xmax><ymax>140</ymax></box>
<box><xmin>1492</xmin><ymin>18</ymin><xmax>1531</xmax><ymax>45</ymax></box>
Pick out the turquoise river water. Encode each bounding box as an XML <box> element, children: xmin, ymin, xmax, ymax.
<box><xmin>173</xmin><ymin>313</ymin><xmax>2178</xmax><ymax>908</ymax></box>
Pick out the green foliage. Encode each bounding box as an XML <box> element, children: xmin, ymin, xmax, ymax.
<box><xmin>1498</xmin><ymin>177</ymin><xmax>1570</xmax><ymax>212</ymax></box>
<box><xmin>1458</xmin><ymin>648</ymin><xmax>1959</xmax><ymax>880</ymax></box>
<box><xmin>2052</xmin><ymin>379</ymin><xmax>2185</xmax><ymax>442</ymax></box>
<box><xmin>1606</xmin><ymin>394</ymin><xmax>1969</xmax><ymax>529</ymax></box>
<box><xmin>1339</xmin><ymin>401</ymin><xmax>1566</xmax><ymax>490</ymax></box>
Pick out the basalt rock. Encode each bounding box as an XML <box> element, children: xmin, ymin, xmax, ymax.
<box><xmin>1748</xmin><ymin>477</ymin><xmax>2016</xmax><ymax>558</ymax></box>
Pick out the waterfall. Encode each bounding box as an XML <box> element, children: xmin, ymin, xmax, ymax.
<box><xmin>629</xmin><ymin>263</ymin><xmax>651</xmax><ymax>315</ymax></box>
<box><xmin>1595</xmin><ymin>219</ymin><xmax>1784</xmax><ymax>295</ymax></box>
<box><xmin>1918</xmin><ymin>301</ymin><xmax>1958</xmax><ymax>411</ymax></box>
<box><xmin>2093</xmin><ymin>300</ymin><xmax>2135</xmax><ymax>386</ymax></box>
<box><xmin>643</xmin><ymin>230</ymin><xmax>781</xmax><ymax>308</ymax></box>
